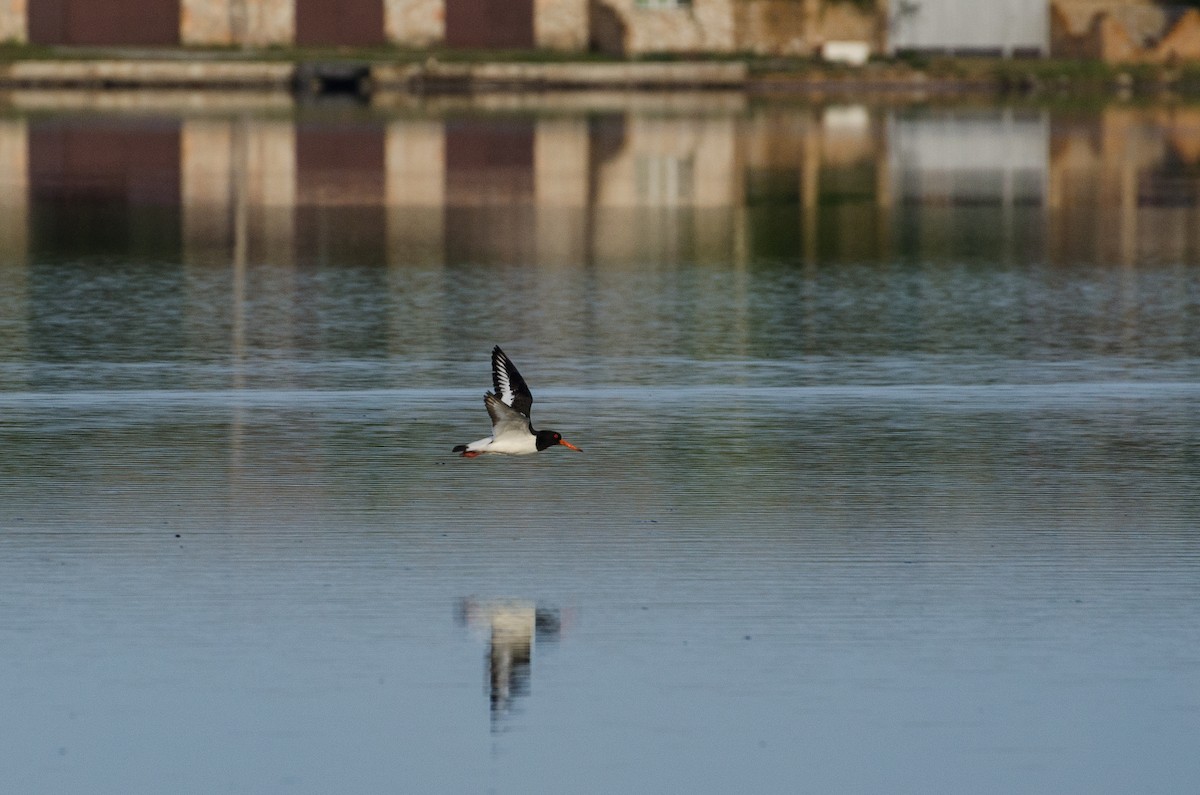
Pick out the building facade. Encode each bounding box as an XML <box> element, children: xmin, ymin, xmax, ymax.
<box><xmin>12</xmin><ymin>1</ymin><xmax>1200</xmax><ymax>62</ymax></box>
<box><xmin>9</xmin><ymin>0</ymin><xmax>882</xmax><ymax>57</ymax></box>
<box><xmin>1051</xmin><ymin>0</ymin><xmax>1200</xmax><ymax>63</ymax></box>
<box><xmin>887</xmin><ymin>0</ymin><xmax>1048</xmax><ymax>57</ymax></box>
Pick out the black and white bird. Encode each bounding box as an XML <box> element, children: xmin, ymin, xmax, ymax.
<box><xmin>453</xmin><ymin>346</ymin><xmax>583</xmax><ymax>457</ymax></box>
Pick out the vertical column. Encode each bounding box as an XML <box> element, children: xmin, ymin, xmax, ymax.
<box><xmin>1119</xmin><ymin>138</ymin><xmax>1138</xmax><ymax>267</ymax></box>
<box><xmin>243</xmin><ymin>0</ymin><xmax>295</xmax><ymax>45</ymax></box>
<box><xmin>385</xmin><ymin>119</ymin><xmax>445</xmax><ymax>266</ymax></box>
<box><xmin>185</xmin><ymin>0</ymin><xmax>296</xmax><ymax>45</ymax></box>
<box><xmin>384</xmin><ymin>0</ymin><xmax>444</xmax><ymax>46</ymax></box>
<box><xmin>245</xmin><ymin>120</ymin><xmax>297</xmax><ymax>265</ymax></box>
<box><xmin>0</xmin><ymin>119</ymin><xmax>27</xmax><ymax>263</ymax></box>
<box><xmin>181</xmin><ymin>119</ymin><xmax>234</xmax><ymax>263</ymax></box>
<box><xmin>0</xmin><ymin>0</ymin><xmax>26</xmax><ymax>42</ymax></box>
<box><xmin>681</xmin><ymin>117</ymin><xmax>734</xmax><ymax>267</ymax></box>
<box><xmin>802</xmin><ymin>0</ymin><xmax>821</xmax><ymax>56</ymax></box>
<box><xmin>874</xmin><ymin>109</ymin><xmax>893</xmax><ymax>262</ymax></box>
<box><xmin>873</xmin><ymin>0</ymin><xmax>889</xmax><ymax>54</ymax></box>
<box><xmin>799</xmin><ymin>109</ymin><xmax>822</xmax><ymax>264</ymax></box>
<box><xmin>182</xmin><ymin>118</ymin><xmax>297</xmax><ymax>265</ymax></box>
<box><xmin>692</xmin><ymin>117</ymin><xmax>739</xmax><ymax>208</ymax></box>
<box><xmin>181</xmin><ymin>0</ymin><xmax>233</xmax><ymax>45</ymax></box>
<box><xmin>179</xmin><ymin>118</ymin><xmax>297</xmax><ymax>369</ymax></box>
<box><xmin>534</xmin><ymin>117</ymin><xmax>588</xmax><ymax>266</ymax></box>
<box><xmin>693</xmin><ymin>116</ymin><xmax>739</xmax><ymax>265</ymax></box>
<box><xmin>0</xmin><ymin>119</ymin><xmax>28</xmax><ymax>378</ymax></box>
<box><xmin>534</xmin><ymin>0</ymin><xmax>587</xmax><ymax>51</ymax></box>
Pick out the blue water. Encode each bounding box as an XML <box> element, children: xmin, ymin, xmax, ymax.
<box><xmin>0</xmin><ymin>102</ymin><xmax>1198</xmax><ymax>793</ymax></box>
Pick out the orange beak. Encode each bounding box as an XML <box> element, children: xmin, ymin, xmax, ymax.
<box><xmin>558</xmin><ymin>439</ymin><xmax>583</xmax><ymax>452</ymax></box>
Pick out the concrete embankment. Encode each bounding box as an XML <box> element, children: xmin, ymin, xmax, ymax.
<box><xmin>0</xmin><ymin>59</ymin><xmax>748</xmax><ymax>93</ymax></box>
<box><xmin>0</xmin><ymin>56</ymin><xmax>1187</xmax><ymax>98</ymax></box>
<box><xmin>371</xmin><ymin>61</ymin><xmax>747</xmax><ymax>91</ymax></box>
<box><xmin>0</xmin><ymin>60</ymin><xmax>296</xmax><ymax>89</ymax></box>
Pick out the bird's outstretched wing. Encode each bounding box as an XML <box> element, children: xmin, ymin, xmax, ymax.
<box><xmin>491</xmin><ymin>346</ymin><xmax>533</xmax><ymax>418</ymax></box>
<box><xmin>485</xmin><ymin>392</ymin><xmax>533</xmax><ymax>438</ymax></box>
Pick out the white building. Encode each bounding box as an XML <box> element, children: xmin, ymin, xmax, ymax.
<box><xmin>888</xmin><ymin>0</ymin><xmax>1049</xmax><ymax>57</ymax></box>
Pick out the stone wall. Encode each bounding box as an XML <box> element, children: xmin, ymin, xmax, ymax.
<box><xmin>1155</xmin><ymin>10</ymin><xmax>1200</xmax><ymax>62</ymax></box>
<box><xmin>182</xmin><ymin>0</ymin><xmax>232</xmax><ymax>45</ymax></box>
<box><xmin>0</xmin><ymin>0</ymin><xmax>24</xmax><ymax>42</ymax></box>
<box><xmin>534</xmin><ymin>117</ymin><xmax>588</xmax><ymax>264</ymax></box>
<box><xmin>1051</xmin><ymin>0</ymin><xmax>1200</xmax><ymax>62</ymax></box>
<box><xmin>181</xmin><ymin>0</ymin><xmax>294</xmax><ymax>46</ymax></box>
<box><xmin>589</xmin><ymin>0</ymin><xmax>627</xmax><ymax>55</ymax></box>
<box><xmin>385</xmin><ymin>121</ymin><xmax>444</xmax><ymax>265</ymax></box>
<box><xmin>242</xmin><ymin>0</ymin><xmax>295</xmax><ymax>46</ymax></box>
<box><xmin>180</xmin><ymin>119</ymin><xmax>296</xmax><ymax>267</ymax></box>
<box><xmin>734</xmin><ymin>0</ymin><xmax>809</xmax><ymax>55</ymax></box>
<box><xmin>592</xmin><ymin>0</ymin><xmax>881</xmax><ymax>58</ymax></box>
<box><xmin>0</xmin><ymin>0</ymin><xmax>885</xmax><ymax>53</ymax></box>
<box><xmin>535</xmin><ymin>0</ymin><xmax>588</xmax><ymax>51</ymax></box>
<box><xmin>815</xmin><ymin>0</ymin><xmax>881</xmax><ymax>48</ymax></box>
<box><xmin>0</xmin><ymin>120</ymin><xmax>26</xmax><ymax>268</ymax></box>
<box><xmin>593</xmin><ymin>0</ymin><xmax>737</xmax><ymax>55</ymax></box>
<box><xmin>734</xmin><ymin>0</ymin><xmax>880</xmax><ymax>56</ymax></box>
<box><xmin>385</xmin><ymin>0</ymin><xmax>443</xmax><ymax>47</ymax></box>
<box><xmin>1053</xmin><ymin>0</ymin><xmax>1168</xmax><ymax>46</ymax></box>
<box><xmin>1051</xmin><ymin>4</ymin><xmax>1129</xmax><ymax>60</ymax></box>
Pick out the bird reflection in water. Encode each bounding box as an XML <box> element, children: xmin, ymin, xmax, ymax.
<box><xmin>456</xmin><ymin>597</ymin><xmax>565</xmax><ymax>729</ymax></box>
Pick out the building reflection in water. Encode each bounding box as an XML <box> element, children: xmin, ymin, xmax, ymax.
<box><xmin>2</xmin><ymin>98</ymin><xmax>1200</xmax><ymax>377</ymax></box>
<box><xmin>0</xmin><ymin>98</ymin><xmax>1196</xmax><ymax>274</ymax></box>
<box><xmin>456</xmin><ymin>597</ymin><xmax>564</xmax><ymax>729</ymax></box>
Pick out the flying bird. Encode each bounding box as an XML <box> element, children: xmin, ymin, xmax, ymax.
<box><xmin>453</xmin><ymin>346</ymin><xmax>583</xmax><ymax>457</ymax></box>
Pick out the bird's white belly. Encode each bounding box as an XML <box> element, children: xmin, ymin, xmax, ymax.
<box><xmin>467</xmin><ymin>435</ymin><xmax>539</xmax><ymax>455</ymax></box>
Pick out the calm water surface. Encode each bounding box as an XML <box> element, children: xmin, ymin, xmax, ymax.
<box><xmin>0</xmin><ymin>98</ymin><xmax>1198</xmax><ymax>793</ymax></box>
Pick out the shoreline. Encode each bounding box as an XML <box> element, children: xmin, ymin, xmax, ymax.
<box><xmin>0</xmin><ymin>53</ymin><xmax>1195</xmax><ymax>99</ymax></box>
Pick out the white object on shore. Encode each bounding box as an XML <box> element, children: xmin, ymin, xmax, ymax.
<box><xmin>821</xmin><ymin>41</ymin><xmax>871</xmax><ymax>66</ymax></box>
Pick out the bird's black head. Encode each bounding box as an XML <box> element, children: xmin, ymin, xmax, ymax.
<box><xmin>534</xmin><ymin>430</ymin><xmax>562</xmax><ymax>452</ymax></box>
<box><xmin>535</xmin><ymin>429</ymin><xmax>582</xmax><ymax>452</ymax></box>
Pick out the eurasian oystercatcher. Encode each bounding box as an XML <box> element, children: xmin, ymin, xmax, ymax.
<box><xmin>453</xmin><ymin>346</ymin><xmax>583</xmax><ymax>457</ymax></box>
